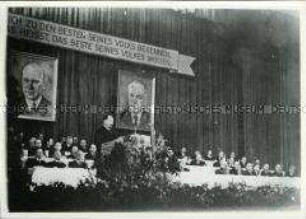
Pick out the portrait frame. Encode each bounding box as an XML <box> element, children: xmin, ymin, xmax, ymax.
<box><xmin>8</xmin><ymin>51</ymin><xmax>58</xmax><ymax>122</ymax></box>
<box><xmin>116</xmin><ymin>69</ymin><xmax>155</xmax><ymax>132</ymax></box>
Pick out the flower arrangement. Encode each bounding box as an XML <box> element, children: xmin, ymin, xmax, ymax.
<box><xmin>20</xmin><ymin>180</ymin><xmax>299</xmax><ymax>211</ymax></box>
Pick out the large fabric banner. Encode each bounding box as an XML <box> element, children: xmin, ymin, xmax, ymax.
<box><xmin>8</xmin><ymin>13</ymin><xmax>195</xmax><ymax>76</ymax></box>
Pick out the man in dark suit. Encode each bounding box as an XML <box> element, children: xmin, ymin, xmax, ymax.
<box><xmin>85</xmin><ymin>144</ymin><xmax>98</xmax><ymax>160</ymax></box>
<box><xmin>18</xmin><ymin>62</ymin><xmax>53</xmax><ymax>118</ymax></box>
<box><xmin>271</xmin><ymin>164</ymin><xmax>285</xmax><ymax>177</ymax></box>
<box><xmin>94</xmin><ymin>114</ymin><xmax>124</xmax><ymax>156</ymax></box>
<box><xmin>241</xmin><ymin>163</ymin><xmax>255</xmax><ymax>176</ymax></box>
<box><xmin>215</xmin><ymin>160</ymin><xmax>229</xmax><ymax>175</ymax></box>
<box><xmin>259</xmin><ymin>163</ymin><xmax>272</xmax><ymax>176</ymax></box>
<box><xmin>25</xmin><ymin>148</ymin><xmax>47</xmax><ymax>168</ymax></box>
<box><xmin>69</xmin><ymin>150</ymin><xmax>87</xmax><ymax>168</ymax></box>
<box><xmin>118</xmin><ymin>80</ymin><xmax>152</xmax><ymax>131</ymax></box>
<box><xmin>46</xmin><ymin>150</ymin><xmax>66</xmax><ymax>168</ymax></box>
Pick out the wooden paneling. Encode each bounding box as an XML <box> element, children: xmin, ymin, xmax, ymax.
<box><xmin>7</xmin><ymin>8</ymin><xmax>300</xmax><ymax>170</ymax></box>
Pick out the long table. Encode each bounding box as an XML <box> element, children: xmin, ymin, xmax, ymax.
<box><xmin>30</xmin><ymin>165</ymin><xmax>300</xmax><ymax>189</ymax></box>
<box><xmin>31</xmin><ymin>167</ymin><xmax>97</xmax><ymax>188</ymax></box>
<box><xmin>171</xmin><ymin>165</ymin><xmax>300</xmax><ymax>189</ymax></box>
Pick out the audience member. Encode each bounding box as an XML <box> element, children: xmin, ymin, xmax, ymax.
<box><xmin>25</xmin><ymin>148</ymin><xmax>47</xmax><ymax>168</ymax></box>
<box><xmin>240</xmin><ymin>156</ymin><xmax>247</xmax><ymax>170</ymax></box>
<box><xmin>259</xmin><ymin>164</ymin><xmax>271</xmax><ymax>176</ymax></box>
<box><xmin>37</xmin><ymin>133</ymin><xmax>44</xmax><ymax>144</ymax></box>
<box><xmin>67</xmin><ymin>145</ymin><xmax>79</xmax><ymax>159</ymax></box>
<box><xmin>253</xmin><ymin>164</ymin><xmax>261</xmax><ymax>176</ymax></box>
<box><xmin>46</xmin><ymin>150</ymin><xmax>66</xmax><ymax>168</ymax></box>
<box><xmin>205</xmin><ymin>150</ymin><xmax>214</xmax><ymax>161</ymax></box>
<box><xmin>215</xmin><ymin>160</ymin><xmax>229</xmax><ymax>175</ymax></box>
<box><xmin>229</xmin><ymin>152</ymin><xmax>236</xmax><ymax>161</ymax></box>
<box><xmin>287</xmin><ymin>164</ymin><xmax>297</xmax><ymax>177</ymax></box>
<box><xmin>177</xmin><ymin>147</ymin><xmax>191</xmax><ymax>168</ymax></box>
<box><xmin>254</xmin><ymin>158</ymin><xmax>260</xmax><ymax>166</ymax></box>
<box><xmin>35</xmin><ymin>139</ymin><xmax>43</xmax><ymax>149</ymax></box>
<box><xmin>167</xmin><ymin>148</ymin><xmax>181</xmax><ymax>173</ymax></box>
<box><xmin>190</xmin><ymin>151</ymin><xmax>206</xmax><ymax>166</ymax></box>
<box><xmin>227</xmin><ymin>157</ymin><xmax>235</xmax><ymax>168</ymax></box>
<box><xmin>229</xmin><ymin>161</ymin><xmax>241</xmax><ymax>175</ymax></box>
<box><xmin>213</xmin><ymin>150</ymin><xmax>225</xmax><ymax>167</ymax></box>
<box><xmin>69</xmin><ymin>150</ymin><xmax>87</xmax><ymax>168</ymax></box>
<box><xmin>242</xmin><ymin>163</ymin><xmax>254</xmax><ymax>176</ymax></box>
<box><xmin>272</xmin><ymin>164</ymin><xmax>285</xmax><ymax>177</ymax></box>
<box><xmin>50</xmin><ymin>142</ymin><xmax>63</xmax><ymax>157</ymax></box>
<box><xmin>79</xmin><ymin>139</ymin><xmax>88</xmax><ymax>152</ymax></box>
<box><xmin>85</xmin><ymin>144</ymin><xmax>98</xmax><ymax>160</ymax></box>
<box><xmin>63</xmin><ymin>136</ymin><xmax>74</xmax><ymax>152</ymax></box>
<box><xmin>177</xmin><ymin>147</ymin><xmax>188</xmax><ymax>160</ymax></box>
<box><xmin>27</xmin><ymin>137</ymin><xmax>37</xmax><ymax>156</ymax></box>
<box><xmin>205</xmin><ymin>149</ymin><xmax>214</xmax><ymax>161</ymax></box>
<box><xmin>44</xmin><ymin>138</ymin><xmax>54</xmax><ymax>157</ymax></box>
<box><xmin>73</xmin><ymin>136</ymin><xmax>79</xmax><ymax>146</ymax></box>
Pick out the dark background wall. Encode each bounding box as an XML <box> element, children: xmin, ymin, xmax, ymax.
<box><xmin>7</xmin><ymin>8</ymin><xmax>300</xmax><ymax>169</ymax></box>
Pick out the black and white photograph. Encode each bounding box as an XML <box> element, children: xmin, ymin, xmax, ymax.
<box><xmin>1</xmin><ymin>2</ymin><xmax>304</xmax><ymax>217</ymax></box>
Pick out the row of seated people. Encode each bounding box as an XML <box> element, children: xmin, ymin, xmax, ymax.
<box><xmin>21</xmin><ymin>147</ymin><xmax>96</xmax><ymax>169</ymax></box>
<box><xmin>15</xmin><ymin>132</ymin><xmax>298</xmax><ymax>177</ymax></box>
<box><xmin>18</xmin><ymin>135</ymin><xmax>93</xmax><ymax>157</ymax></box>
<box><xmin>175</xmin><ymin>147</ymin><xmax>298</xmax><ymax>177</ymax></box>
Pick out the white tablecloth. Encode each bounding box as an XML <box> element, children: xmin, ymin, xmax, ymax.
<box><xmin>31</xmin><ymin>167</ymin><xmax>96</xmax><ymax>188</ymax></box>
<box><xmin>171</xmin><ymin>166</ymin><xmax>300</xmax><ymax>189</ymax></box>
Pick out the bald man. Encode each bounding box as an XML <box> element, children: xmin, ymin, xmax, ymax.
<box><xmin>119</xmin><ymin>80</ymin><xmax>151</xmax><ymax>131</ymax></box>
<box><xmin>19</xmin><ymin>63</ymin><xmax>52</xmax><ymax>117</ymax></box>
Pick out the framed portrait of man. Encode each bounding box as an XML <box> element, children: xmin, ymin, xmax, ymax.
<box><xmin>117</xmin><ymin>70</ymin><xmax>155</xmax><ymax>132</ymax></box>
<box><xmin>8</xmin><ymin>51</ymin><xmax>58</xmax><ymax>121</ymax></box>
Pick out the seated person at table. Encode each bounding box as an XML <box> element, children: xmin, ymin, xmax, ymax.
<box><xmin>79</xmin><ymin>139</ymin><xmax>88</xmax><ymax>152</ymax></box>
<box><xmin>259</xmin><ymin>164</ymin><xmax>272</xmax><ymax>176</ymax></box>
<box><xmin>50</xmin><ymin>142</ymin><xmax>63</xmax><ymax>157</ymax></box>
<box><xmin>213</xmin><ymin>150</ymin><xmax>225</xmax><ymax>167</ymax></box>
<box><xmin>287</xmin><ymin>165</ymin><xmax>297</xmax><ymax>177</ymax></box>
<box><xmin>67</xmin><ymin>145</ymin><xmax>79</xmax><ymax>159</ymax></box>
<box><xmin>229</xmin><ymin>161</ymin><xmax>241</xmax><ymax>175</ymax></box>
<box><xmin>204</xmin><ymin>149</ymin><xmax>214</xmax><ymax>161</ymax></box>
<box><xmin>271</xmin><ymin>164</ymin><xmax>285</xmax><ymax>177</ymax></box>
<box><xmin>156</xmin><ymin>133</ymin><xmax>166</xmax><ymax>148</ymax></box>
<box><xmin>177</xmin><ymin>147</ymin><xmax>191</xmax><ymax>167</ymax></box>
<box><xmin>240</xmin><ymin>156</ymin><xmax>247</xmax><ymax>170</ymax></box>
<box><xmin>241</xmin><ymin>163</ymin><xmax>254</xmax><ymax>176</ymax></box>
<box><xmin>35</xmin><ymin>139</ymin><xmax>43</xmax><ymax>149</ymax></box>
<box><xmin>253</xmin><ymin>164</ymin><xmax>261</xmax><ymax>176</ymax></box>
<box><xmin>85</xmin><ymin>144</ymin><xmax>98</xmax><ymax>160</ymax></box>
<box><xmin>190</xmin><ymin>150</ymin><xmax>206</xmax><ymax>166</ymax></box>
<box><xmin>25</xmin><ymin>148</ymin><xmax>47</xmax><ymax>168</ymax></box>
<box><xmin>254</xmin><ymin>158</ymin><xmax>260</xmax><ymax>167</ymax></box>
<box><xmin>215</xmin><ymin>160</ymin><xmax>229</xmax><ymax>175</ymax></box>
<box><xmin>44</xmin><ymin>138</ymin><xmax>54</xmax><ymax>157</ymax></box>
<box><xmin>166</xmin><ymin>148</ymin><xmax>181</xmax><ymax>173</ymax></box>
<box><xmin>227</xmin><ymin>157</ymin><xmax>235</xmax><ymax>169</ymax></box>
<box><xmin>73</xmin><ymin>136</ymin><xmax>79</xmax><ymax>146</ymax></box>
<box><xmin>46</xmin><ymin>150</ymin><xmax>66</xmax><ymax>168</ymax></box>
<box><xmin>176</xmin><ymin>147</ymin><xmax>188</xmax><ymax>159</ymax></box>
<box><xmin>229</xmin><ymin>152</ymin><xmax>237</xmax><ymax>162</ymax></box>
<box><xmin>69</xmin><ymin>150</ymin><xmax>87</xmax><ymax>168</ymax></box>
<box><xmin>26</xmin><ymin>137</ymin><xmax>37</xmax><ymax>156</ymax></box>
<box><xmin>62</xmin><ymin>135</ymin><xmax>74</xmax><ymax>152</ymax></box>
